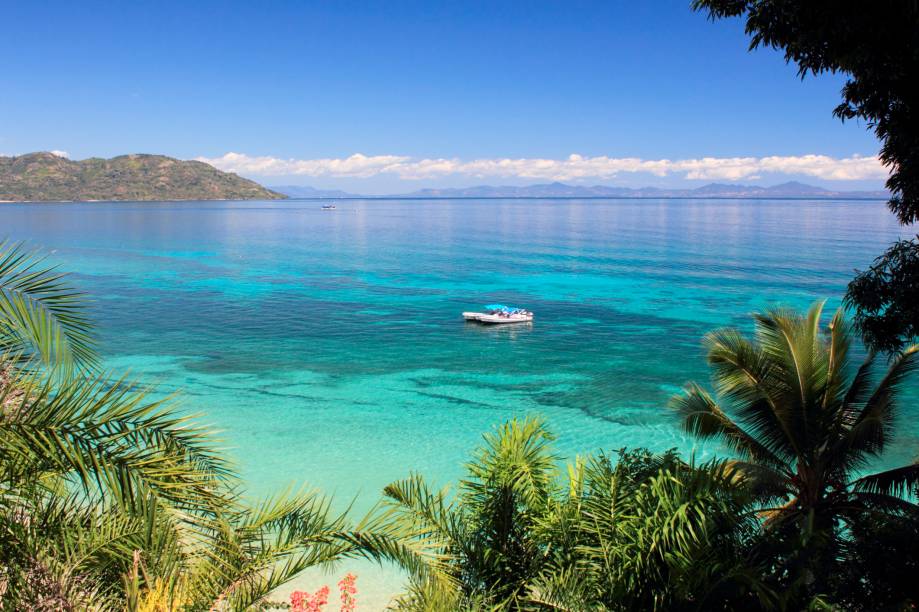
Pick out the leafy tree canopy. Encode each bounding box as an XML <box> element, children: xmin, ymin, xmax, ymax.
<box><xmin>846</xmin><ymin>239</ymin><xmax>919</xmax><ymax>352</ymax></box>
<box><xmin>692</xmin><ymin>0</ymin><xmax>919</xmax><ymax>351</ymax></box>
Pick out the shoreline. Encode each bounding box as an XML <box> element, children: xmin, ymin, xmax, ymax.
<box><xmin>0</xmin><ymin>194</ymin><xmax>890</xmax><ymax>204</ymax></box>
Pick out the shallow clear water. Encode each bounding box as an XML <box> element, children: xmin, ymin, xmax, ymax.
<box><xmin>2</xmin><ymin>198</ymin><xmax>916</xmax><ymax>604</ymax></box>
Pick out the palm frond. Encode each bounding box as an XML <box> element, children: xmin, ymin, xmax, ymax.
<box><xmin>564</xmin><ymin>456</ymin><xmax>769</xmax><ymax>610</ymax></box>
<box><xmin>702</xmin><ymin>327</ymin><xmax>802</xmax><ymax>461</ymax></box>
<box><xmin>837</xmin><ymin>351</ymin><xmax>877</xmax><ymax>427</ymax></box>
<box><xmin>669</xmin><ymin>383</ymin><xmax>787</xmax><ymax>470</ymax></box>
<box><xmin>0</xmin><ymin>369</ymin><xmax>233</xmax><ymax>522</ymax></box>
<box><xmin>751</xmin><ymin>302</ymin><xmax>826</xmax><ymax>456</ymax></box>
<box><xmin>0</xmin><ymin>487</ymin><xmax>184</xmax><ymax>611</ymax></box>
<box><xmin>382</xmin><ymin>474</ymin><xmax>463</xmax><ymax>547</ymax></box>
<box><xmin>463</xmin><ymin>415</ymin><xmax>559</xmax><ymax>512</ymax></box>
<box><xmin>187</xmin><ymin>488</ymin><xmax>350</xmax><ymax>610</ymax></box>
<box><xmin>0</xmin><ymin>240</ymin><xmax>97</xmax><ymax>371</ymax></box>
<box><xmin>851</xmin><ymin>462</ymin><xmax>919</xmax><ymax>499</ymax></box>
<box><xmin>837</xmin><ymin>345</ymin><xmax>919</xmax><ymax>460</ymax></box>
<box><xmin>722</xmin><ymin>460</ymin><xmax>791</xmax><ymax>504</ymax></box>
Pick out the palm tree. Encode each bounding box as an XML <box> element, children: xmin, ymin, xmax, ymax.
<box><xmin>376</xmin><ymin>416</ymin><xmax>559</xmax><ymax>609</ymax></box>
<box><xmin>0</xmin><ymin>241</ymin><xmax>231</xmax><ymax>607</ymax></box>
<box><xmin>670</xmin><ymin>301</ymin><xmax>919</xmax><ymax>593</ymax></box>
<box><xmin>377</xmin><ymin>420</ymin><xmax>773</xmax><ymax>611</ymax></box>
<box><xmin>0</xmin><ymin>242</ymin><xmax>428</xmax><ymax>609</ymax></box>
<box><xmin>0</xmin><ymin>364</ymin><xmax>233</xmax><ymax>608</ymax></box>
<box><xmin>530</xmin><ymin>449</ymin><xmax>775</xmax><ymax>611</ymax></box>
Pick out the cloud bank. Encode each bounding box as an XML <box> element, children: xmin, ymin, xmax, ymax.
<box><xmin>197</xmin><ymin>152</ymin><xmax>888</xmax><ymax>182</ymax></box>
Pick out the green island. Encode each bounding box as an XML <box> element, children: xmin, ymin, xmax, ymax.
<box><xmin>0</xmin><ymin>152</ymin><xmax>284</xmax><ymax>202</ymax></box>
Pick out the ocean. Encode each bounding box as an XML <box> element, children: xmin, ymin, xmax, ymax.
<box><xmin>2</xmin><ymin>197</ymin><xmax>915</xmax><ymax>605</ymax></box>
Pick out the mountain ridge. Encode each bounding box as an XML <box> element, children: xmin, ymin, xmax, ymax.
<box><xmin>271</xmin><ymin>180</ymin><xmax>889</xmax><ymax>200</ymax></box>
<box><xmin>1</xmin><ymin>152</ymin><xmax>284</xmax><ymax>202</ymax></box>
<box><xmin>270</xmin><ymin>184</ymin><xmax>358</xmax><ymax>199</ymax></box>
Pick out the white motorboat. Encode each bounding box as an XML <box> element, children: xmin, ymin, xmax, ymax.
<box><xmin>463</xmin><ymin>304</ymin><xmax>533</xmax><ymax>324</ymax></box>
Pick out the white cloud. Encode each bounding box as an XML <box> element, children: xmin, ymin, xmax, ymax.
<box><xmin>196</xmin><ymin>152</ymin><xmax>409</xmax><ymax>178</ymax></box>
<box><xmin>50</xmin><ymin>150</ymin><xmax>70</xmax><ymax>158</ymax></box>
<box><xmin>196</xmin><ymin>152</ymin><xmax>889</xmax><ymax>182</ymax></box>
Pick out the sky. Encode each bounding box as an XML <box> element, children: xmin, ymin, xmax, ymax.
<box><xmin>1</xmin><ymin>0</ymin><xmax>887</xmax><ymax>193</ymax></box>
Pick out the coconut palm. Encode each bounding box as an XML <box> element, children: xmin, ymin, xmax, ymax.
<box><xmin>670</xmin><ymin>301</ymin><xmax>919</xmax><ymax>593</ymax></box>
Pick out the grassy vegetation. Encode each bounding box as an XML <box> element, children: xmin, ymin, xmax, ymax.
<box><xmin>0</xmin><ymin>153</ymin><xmax>284</xmax><ymax>202</ymax></box>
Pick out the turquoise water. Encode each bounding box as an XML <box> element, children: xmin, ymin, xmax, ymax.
<box><xmin>2</xmin><ymin>198</ymin><xmax>916</xmax><ymax>604</ymax></box>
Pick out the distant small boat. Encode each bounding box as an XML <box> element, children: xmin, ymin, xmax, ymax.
<box><xmin>321</xmin><ymin>203</ymin><xmax>336</xmax><ymax>210</ymax></box>
<box><xmin>463</xmin><ymin>304</ymin><xmax>533</xmax><ymax>324</ymax></box>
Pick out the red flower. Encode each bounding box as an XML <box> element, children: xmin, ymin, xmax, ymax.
<box><xmin>290</xmin><ymin>585</ymin><xmax>330</xmax><ymax>612</ymax></box>
<box><xmin>337</xmin><ymin>573</ymin><xmax>358</xmax><ymax>611</ymax></box>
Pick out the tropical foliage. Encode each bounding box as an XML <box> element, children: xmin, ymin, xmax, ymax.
<box><xmin>375</xmin><ymin>419</ymin><xmax>781</xmax><ymax>610</ymax></box>
<box><xmin>846</xmin><ymin>238</ymin><xmax>919</xmax><ymax>352</ymax></box>
<box><xmin>670</xmin><ymin>301</ymin><xmax>919</xmax><ymax>597</ymax></box>
<box><xmin>379</xmin><ymin>303</ymin><xmax>919</xmax><ymax>610</ymax></box>
<box><xmin>0</xmin><ymin>240</ymin><xmax>96</xmax><ymax>371</ymax></box>
<box><xmin>531</xmin><ymin>449</ymin><xmax>776</xmax><ymax>611</ymax></box>
<box><xmin>375</xmin><ymin>417</ymin><xmax>559</xmax><ymax>609</ymax></box>
<box><xmin>0</xmin><ymin>243</ymin><xmax>425</xmax><ymax>610</ymax></box>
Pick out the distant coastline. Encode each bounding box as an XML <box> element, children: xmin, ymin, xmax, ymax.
<box><xmin>0</xmin><ymin>153</ymin><xmax>889</xmax><ymax>203</ymax></box>
<box><xmin>283</xmin><ymin>195</ymin><xmax>890</xmax><ymax>202</ymax></box>
<box><xmin>3</xmin><ymin>194</ymin><xmax>890</xmax><ymax>204</ymax></box>
<box><xmin>272</xmin><ymin>180</ymin><xmax>890</xmax><ymax>201</ymax></box>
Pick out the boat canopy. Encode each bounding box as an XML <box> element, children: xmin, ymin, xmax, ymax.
<box><xmin>484</xmin><ymin>304</ymin><xmax>529</xmax><ymax>313</ymax></box>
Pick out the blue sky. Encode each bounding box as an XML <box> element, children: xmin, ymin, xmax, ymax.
<box><xmin>2</xmin><ymin>1</ymin><xmax>886</xmax><ymax>193</ymax></box>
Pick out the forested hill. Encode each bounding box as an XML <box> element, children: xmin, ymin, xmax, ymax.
<box><xmin>0</xmin><ymin>152</ymin><xmax>284</xmax><ymax>202</ymax></box>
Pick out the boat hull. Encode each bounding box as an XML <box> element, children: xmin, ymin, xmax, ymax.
<box><xmin>463</xmin><ymin>311</ymin><xmax>533</xmax><ymax>324</ymax></box>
